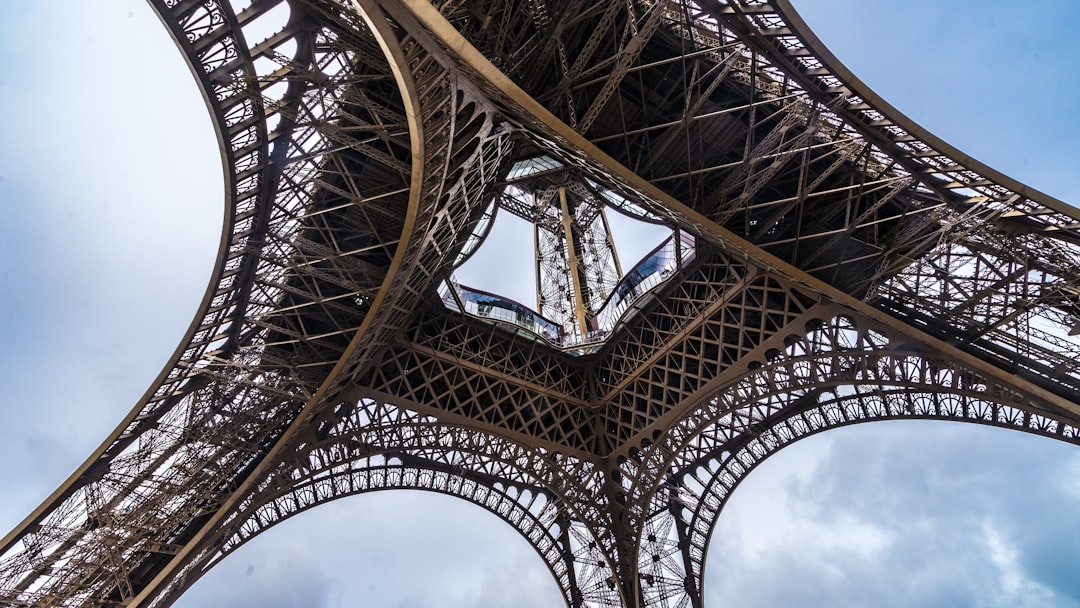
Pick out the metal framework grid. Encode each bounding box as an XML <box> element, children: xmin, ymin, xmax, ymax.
<box><xmin>3</xmin><ymin>1</ymin><xmax>1080</xmax><ymax>607</ymax></box>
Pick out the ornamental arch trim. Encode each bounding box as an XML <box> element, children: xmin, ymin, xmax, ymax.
<box><xmin>148</xmin><ymin>398</ymin><xmax>626</xmax><ymax>608</ymax></box>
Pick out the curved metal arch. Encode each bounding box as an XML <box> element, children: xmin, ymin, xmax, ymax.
<box><xmin>148</xmin><ymin>395</ymin><xmax>626</xmax><ymax>608</ymax></box>
<box><xmin>676</xmin><ymin>390</ymin><xmax>1080</xmax><ymax>607</ymax></box>
<box><xmin>635</xmin><ymin>310</ymin><xmax>1080</xmax><ymax>605</ymax></box>
<box><xmin>657</xmin><ymin>310</ymin><xmax>1078</xmax><ymax>471</ymax></box>
<box><xmin>268</xmin><ymin>397</ymin><xmax>626</xmax><ymax>608</ymax></box>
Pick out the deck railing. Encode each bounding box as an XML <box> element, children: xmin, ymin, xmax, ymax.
<box><xmin>441</xmin><ymin>231</ymin><xmax>696</xmax><ymax>351</ymax></box>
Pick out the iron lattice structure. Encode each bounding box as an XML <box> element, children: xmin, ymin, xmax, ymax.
<box><xmin>3</xmin><ymin>1</ymin><xmax>1080</xmax><ymax>606</ymax></box>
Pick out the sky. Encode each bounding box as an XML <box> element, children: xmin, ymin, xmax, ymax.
<box><xmin>1</xmin><ymin>1</ymin><xmax>1080</xmax><ymax>607</ymax></box>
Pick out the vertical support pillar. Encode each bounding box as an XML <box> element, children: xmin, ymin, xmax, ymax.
<box><xmin>560</xmin><ymin>186</ymin><xmax>591</xmax><ymax>338</ymax></box>
<box><xmin>535</xmin><ymin>219</ymin><xmax>545</xmax><ymax>313</ymax></box>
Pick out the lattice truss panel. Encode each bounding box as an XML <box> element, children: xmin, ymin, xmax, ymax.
<box><xmin>362</xmin><ymin>307</ymin><xmax>597</xmax><ymax>450</ymax></box>
<box><xmin>5</xmin><ymin>0</ymin><xmax>1080</xmax><ymax>607</ymax></box>
<box><xmin>876</xmin><ymin>231</ymin><xmax>1080</xmax><ymax>398</ymax></box>
<box><xmin>528</xmin><ymin>182</ymin><xmax>624</xmax><ymax>335</ymax></box>
<box><xmin>535</xmin><ymin>191</ymin><xmax>584</xmax><ymax>325</ymax></box>
<box><xmin>596</xmin><ymin>257</ymin><xmax>811</xmax><ymax>447</ymax></box>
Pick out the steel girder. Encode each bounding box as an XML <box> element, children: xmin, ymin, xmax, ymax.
<box><xmin>2</xmin><ymin>0</ymin><xmax>1080</xmax><ymax>607</ymax></box>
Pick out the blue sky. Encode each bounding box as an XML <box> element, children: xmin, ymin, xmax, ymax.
<box><xmin>1</xmin><ymin>1</ymin><xmax>1080</xmax><ymax>607</ymax></box>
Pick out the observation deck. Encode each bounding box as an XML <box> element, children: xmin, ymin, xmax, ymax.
<box><xmin>442</xmin><ymin>230</ymin><xmax>696</xmax><ymax>352</ymax></box>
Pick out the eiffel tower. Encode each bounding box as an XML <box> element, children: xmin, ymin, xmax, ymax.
<box><xmin>3</xmin><ymin>1</ymin><xmax>1080</xmax><ymax>606</ymax></box>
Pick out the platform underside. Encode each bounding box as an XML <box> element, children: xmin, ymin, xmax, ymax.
<box><xmin>2</xmin><ymin>1</ymin><xmax>1080</xmax><ymax>607</ymax></box>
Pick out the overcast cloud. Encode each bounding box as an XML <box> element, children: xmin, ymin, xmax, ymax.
<box><xmin>2</xmin><ymin>1</ymin><xmax>1080</xmax><ymax>607</ymax></box>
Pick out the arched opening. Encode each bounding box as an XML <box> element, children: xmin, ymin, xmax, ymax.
<box><xmin>175</xmin><ymin>491</ymin><xmax>565</xmax><ymax>608</ymax></box>
<box><xmin>706</xmin><ymin>421</ymin><xmax>1080</xmax><ymax>606</ymax></box>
